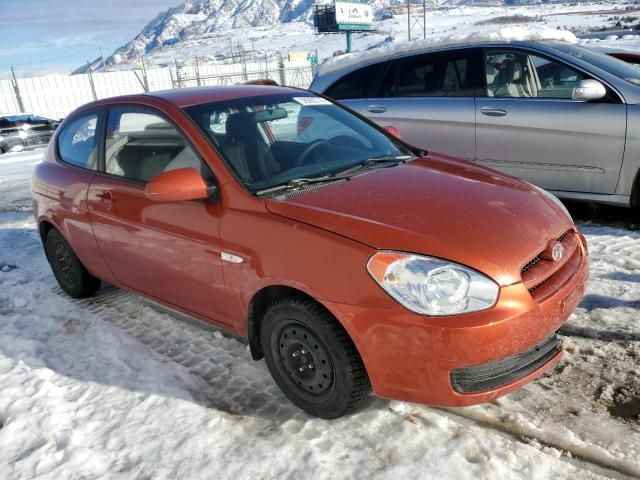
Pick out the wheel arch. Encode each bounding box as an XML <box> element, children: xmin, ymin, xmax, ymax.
<box><xmin>247</xmin><ymin>285</ymin><xmax>313</xmax><ymax>360</ymax></box>
<box><xmin>631</xmin><ymin>167</ymin><xmax>640</xmax><ymax>208</ymax></box>
<box><xmin>38</xmin><ymin>219</ymin><xmax>57</xmax><ymax>246</ymax></box>
<box><xmin>246</xmin><ymin>285</ymin><xmax>363</xmax><ymax>364</ymax></box>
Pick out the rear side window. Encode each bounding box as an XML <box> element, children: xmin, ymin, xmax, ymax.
<box><xmin>324</xmin><ymin>62</ymin><xmax>387</xmax><ymax>100</ymax></box>
<box><xmin>376</xmin><ymin>51</ymin><xmax>473</xmax><ymax>97</ymax></box>
<box><xmin>105</xmin><ymin>108</ymin><xmax>204</xmax><ymax>183</ymax></box>
<box><xmin>57</xmin><ymin>113</ymin><xmax>99</xmax><ymax>170</ymax></box>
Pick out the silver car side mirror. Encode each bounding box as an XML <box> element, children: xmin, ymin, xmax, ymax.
<box><xmin>572</xmin><ymin>79</ymin><xmax>607</xmax><ymax>102</ymax></box>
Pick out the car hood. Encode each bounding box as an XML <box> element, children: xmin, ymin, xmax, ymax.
<box><xmin>265</xmin><ymin>153</ymin><xmax>574</xmax><ymax>286</ymax></box>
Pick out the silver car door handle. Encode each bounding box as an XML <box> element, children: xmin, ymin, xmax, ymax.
<box><xmin>367</xmin><ymin>105</ymin><xmax>387</xmax><ymax>113</ymax></box>
<box><xmin>480</xmin><ymin>106</ymin><xmax>508</xmax><ymax>117</ymax></box>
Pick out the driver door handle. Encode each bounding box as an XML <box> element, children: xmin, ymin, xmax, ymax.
<box><xmin>480</xmin><ymin>106</ymin><xmax>508</xmax><ymax>117</ymax></box>
<box><xmin>95</xmin><ymin>191</ymin><xmax>114</xmax><ymax>210</ymax></box>
<box><xmin>367</xmin><ymin>105</ymin><xmax>387</xmax><ymax>114</ymax></box>
<box><xmin>96</xmin><ymin>191</ymin><xmax>113</xmax><ymax>200</ymax></box>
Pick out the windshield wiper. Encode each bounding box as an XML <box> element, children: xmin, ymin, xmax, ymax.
<box><xmin>255</xmin><ymin>176</ymin><xmax>348</xmax><ymax>196</ymax></box>
<box><xmin>255</xmin><ymin>155</ymin><xmax>414</xmax><ymax>197</ymax></box>
<box><xmin>333</xmin><ymin>155</ymin><xmax>413</xmax><ymax>177</ymax></box>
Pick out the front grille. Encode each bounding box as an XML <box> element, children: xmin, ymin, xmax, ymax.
<box><xmin>450</xmin><ymin>333</ymin><xmax>561</xmax><ymax>394</ymax></box>
<box><xmin>521</xmin><ymin>256</ymin><xmax>541</xmax><ymax>274</ymax></box>
<box><xmin>520</xmin><ymin>230</ymin><xmax>581</xmax><ymax>303</ymax></box>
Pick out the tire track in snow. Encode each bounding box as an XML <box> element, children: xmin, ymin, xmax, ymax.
<box><xmin>429</xmin><ymin>408</ymin><xmax>635</xmax><ymax>480</ymax></box>
<box><xmin>435</xmin><ymin>406</ymin><xmax>640</xmax><ymax>479</ymax></box>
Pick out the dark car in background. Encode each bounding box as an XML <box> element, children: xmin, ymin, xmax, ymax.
<box><xmin>607</xmin><ymin>52</ymin><xmax>640</xmax><ymax>67</ymax></box>
<box><xmin>0</xmin><ymin>114</ymin><xmax>60</xmax><ymax>154</ymax></box>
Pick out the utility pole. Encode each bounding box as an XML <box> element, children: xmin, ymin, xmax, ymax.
<box><xmin>195</xmin><ymin>56</ymin><xmax>201</xmax><ymax>87</ymax></box>
<box><xmin>99</xmin><ymin>45</ymin><xmax>106</xmax><ymax>71</ymax></box>
<box><xmin>407</xmin><ymin>0</ymin><xmax>411</xmax><ymax>41</ymax></box>
<box><xmin>86</xmin><ymin>62</ymin><xmax>97</xmax><ymax>100</ymax></box>
<box><xmin>407</xmin><ymin>0</ymin><xmax>427</xmax><ymax>42</ymax></box>
<box><xmin>10</xmin><ymin>67</ymin><xmax>25</xmax><ymax>113</ymax></box>
<box><xmin>423</xmin><ymin>0</ymin><xmax>426</xmax><ymax>39</ymax></box>
<box><xmin>141</xmin><ymin>57</ymin><xmax>149</xmax><ymax>92</ymax></box>
<box><xmin>174</xmin><ymin>58</ymin><xmax>184</xmax><ymax>88</ymax></box>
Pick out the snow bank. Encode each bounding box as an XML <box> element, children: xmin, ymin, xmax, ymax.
<box><xmin>318</xmin><ymin>26</ymin><xmax>578</xmax><ymax>75</ymax></box>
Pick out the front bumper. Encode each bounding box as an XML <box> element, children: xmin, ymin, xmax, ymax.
<box><xmin>325</xmin><ymin>237</ymin><xmax>588</xmax><ymax>407</ymax></box>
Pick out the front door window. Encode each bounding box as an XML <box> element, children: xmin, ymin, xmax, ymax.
<box><xmin>485</xmin><ymin>50</ymin><xmax>586</xmax><ymax>99</ymax></box>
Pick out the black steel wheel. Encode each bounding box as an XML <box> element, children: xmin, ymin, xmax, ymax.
<box><xmin>278</xmin><ymin>322</ymin><xmax>335</xmax><ymax>397</ymax></box>
<box><xmin>45</xmin><ymin>229</ymin><xmax>101</xmax><ymax>298</ymax></box>
<box><xmin>261</xmin><ymin>296</ymin><xmax>372</xmax><ymax>419</ymax></box>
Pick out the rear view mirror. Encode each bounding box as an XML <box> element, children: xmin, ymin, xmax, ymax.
<box><xmin>145</xmin><ymin>168</ymin><xmax>210</xmax><ymax>203</ymax></box>
<box><xmin>255</xmin><ymin>107</ymin><xmax>287</xmax><ymax>123</ymax></box>
<box><xmin>572</xmin><ymin>80</ymin><xmax>607</xmax><ymax>102</ymax></box>
<box><xmin>383</xmin><ymin>125</ymin><xmax>402</xmax><ymax>139</ymax></box>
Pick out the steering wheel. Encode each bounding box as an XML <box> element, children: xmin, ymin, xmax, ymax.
<box><xmin>296</xmin><ymin>139</ymin><xmax>332</xmax><ymax>167</ymax></box>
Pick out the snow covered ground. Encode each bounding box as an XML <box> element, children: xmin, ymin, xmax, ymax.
<box><xmin>1</xmin><ymin>148</ymin><xmax>640</xmax><ymax>479</ymax></box>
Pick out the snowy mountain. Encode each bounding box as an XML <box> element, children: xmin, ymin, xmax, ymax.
<box><xmin>75</xmin><ymin>0</ymin><xmax>627</xmax><ymax>73</ymax></box>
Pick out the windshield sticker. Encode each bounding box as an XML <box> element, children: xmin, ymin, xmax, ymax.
<box><xmin>293</xmin><ymin>97</ymin><xmax>332</xmax><ymax>106</ymax></box>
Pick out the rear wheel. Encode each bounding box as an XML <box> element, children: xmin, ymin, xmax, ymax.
<box><xmin>261</xmin><ymin>296</ymin><xmax>372</xmax><ymax>419</ymax></box>
<box><xmin>45</xmin><ymin>229</ymin><xmax>101</xmax><ymax>298</ymax></box>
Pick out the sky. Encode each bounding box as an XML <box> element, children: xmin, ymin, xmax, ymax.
<box><xmin>0</xmin><ymin>0</ymin><xmax>181</xmax><ymax>78</ymax></box>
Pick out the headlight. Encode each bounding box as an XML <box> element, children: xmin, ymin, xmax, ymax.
<box><xmin>367</xmin><ymin>252</ymin><xmax>499</xmax><ymax>316</ymax></box>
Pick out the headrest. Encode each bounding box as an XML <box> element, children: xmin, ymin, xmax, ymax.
<box><xmin>225</xmin><ymin>112</ymin><xmax>256</xmax><ymax>138</ymax></box>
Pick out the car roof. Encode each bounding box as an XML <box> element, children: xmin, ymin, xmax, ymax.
<box><xmin>86</xmin><ymin>85</ymin><xmax>303</xmax><ymax>110</ymax></box>
<box><xmin>314</xmin><ymin>39</ymin><xmax>571</xmax><ymax>79</ymax></box>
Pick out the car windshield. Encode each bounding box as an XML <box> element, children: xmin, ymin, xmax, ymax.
<box><xmin>549</xmin><ymin>42</ymin><xmax>640</xmax><ymax>87</ymax></box>
<box><xmin>184</xmin><ymin>92</ymin><xmax>415</xmax><ymax>193</ymax></box>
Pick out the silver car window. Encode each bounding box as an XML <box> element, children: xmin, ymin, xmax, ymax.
<box><xmin>377</xmin><ymin>51</ymin><xmax>474</xmax><ymax>98</ymax></box>
<box><xmin>485</xmin><ymin>50</ymin><xmax>585</xmax><ymax>99</ymax></box>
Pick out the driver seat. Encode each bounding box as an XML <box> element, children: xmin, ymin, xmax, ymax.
<box><xmin>223</xmin><ymin>112</ymin><xmax>279</xmax><ymax>184</ymax></box>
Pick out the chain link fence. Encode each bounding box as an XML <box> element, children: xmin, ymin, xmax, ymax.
<box><xmin>0</xmin><ymin>56</ymin><xmax>317</xmax><ymax>119</ymax></box>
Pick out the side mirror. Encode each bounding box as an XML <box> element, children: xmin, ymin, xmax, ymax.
<box><xmin>383</xmin><ymin>125</ymin><xmax>402</xmax><ymax>139</ymax></box>
<box><xmin>145</xmin><ymin>168</ymin><xmax>211</xmax><ymax>203</ymax></box>
<box><xmin>572</xmin><ymin>79</ymin><xmax>607</xmax><ymax>102</ymax></box>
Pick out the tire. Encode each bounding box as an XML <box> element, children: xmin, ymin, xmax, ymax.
<box><xmin>261</xmin><ymin>296</ymin><xmax>372</xmax><ymax>419</ymax></box>
<box><xmin>45</xmin><ymin>229</ymin><xmax>101</xmax><ymax>298</ymax></box>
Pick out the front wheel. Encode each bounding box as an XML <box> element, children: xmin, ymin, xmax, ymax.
<box><xmin>45</xmin><ymin>229</ymin><xmax>101</xmax><ymax>298</ymax></box>
<box><xmin>261</xmin><ymin>297</ymin><xmax>372</xmax><ymax>419</ymax></box>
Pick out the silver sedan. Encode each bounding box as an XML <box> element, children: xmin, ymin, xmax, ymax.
<box><xmin>310</xmin><ymin>41</ymin><xmax>640</xmax><ymax>207</ymax></box>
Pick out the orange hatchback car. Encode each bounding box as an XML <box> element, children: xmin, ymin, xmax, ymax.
<box><xmin>32</xmin><ymin>86</ymin><xmax>588</xmax><ymax>418</ymax></box>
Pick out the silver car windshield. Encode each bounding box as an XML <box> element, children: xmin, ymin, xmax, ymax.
<box><xmin>549</xmin><ymin>42</ymin><xmax>640</xmax><ymax>87</ymax></box>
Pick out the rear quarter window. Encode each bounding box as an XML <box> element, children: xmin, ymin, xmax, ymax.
<box><xmin>324</xmin><ymin>62</ymin><xmax>387</xmax><ymax>100</ymax></box>
<box><xmin>57</xmin><ymin>113</ymin><xmax>99</xmax><ymax>170</ymax></box>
